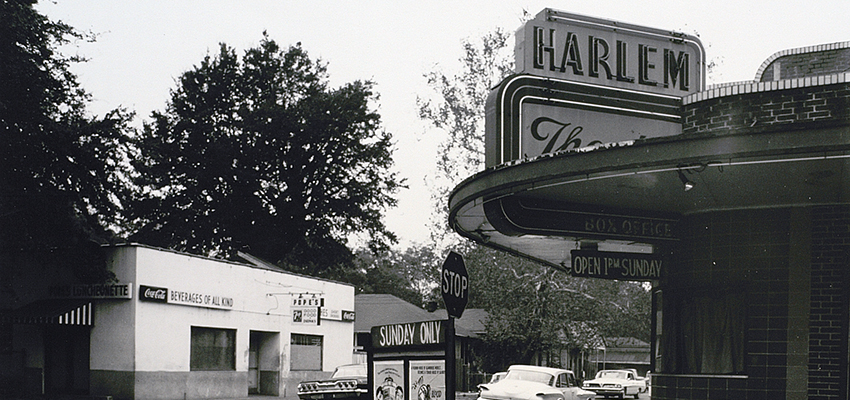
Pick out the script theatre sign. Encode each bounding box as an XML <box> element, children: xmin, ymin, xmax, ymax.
<box><xmin>485</xmin><ymin>9</ymin><xmax>705</xmax><ymax>167</ymax></box>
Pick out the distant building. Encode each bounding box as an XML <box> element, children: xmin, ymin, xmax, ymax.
<box><xmin>1</xmin><ymin>244</ymin><xmax>356</xmax><ymax>400</ymax></box>
<box><xmin>594</xmin><ymin>337</ymin><xmax>651</xmax><ymax>377</ymax></box>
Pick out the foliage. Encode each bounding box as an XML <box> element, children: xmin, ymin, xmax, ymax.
<box><xmin>460</xmin><ymin>244</ymin><xmax>650</xmax><ymax>372</ymax></box>
<box><xmin>416</xmin><ymin>28</ymin><xmax>514</xmax><ymax>244</ymax></box>
<box><xmin>417</xmin><ymin>25</ymin><xmax>651</xmax><ymax>373</ymax></box>
<box><xmin>0</xmin><ymin>0</ymin><xmax>133</xmax><ymax>286</ymax></box>
<box><xmin>344</xmin><ymin>245</ymin><xmax>442</xmax><ymax>308</ymax></box>
<box><xmin>127</xmin><ymin>34</ymin><xmax>402</xmax><ymax>277</ymax></box>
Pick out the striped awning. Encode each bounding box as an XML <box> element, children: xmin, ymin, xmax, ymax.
<box><xmin>2</xmin><ymin>299</ymin><xmax>94</xmax><ymax>326</ymax></box>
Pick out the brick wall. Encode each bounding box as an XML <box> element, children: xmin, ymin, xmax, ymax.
<box><xmin>760</xmin><ymin>49</ymin><xmax>850</xmax><ymax>81</ymax></box>
<box><xmin>655</xmin><ymin>204</ymin><xmax>850</xmax><ymax>400</ymax></box>
<box><xmin>652</xmin><ymin>45</ymin><xmax>850</xmax><ymax>400</ymax></box>
<box><xmin>809</xmin><ymin>205</ymin><xmax>850</xmax><ymax>400</ymax></box>
<box><xmin>682</xmin><ymin>82</ymin><xmax>850</xmax><ymax>135</ymax></box>
<box><xmin>655</xmin><ymin>209</ymin><xmax>793</xmax><ymax>400</ymax></box>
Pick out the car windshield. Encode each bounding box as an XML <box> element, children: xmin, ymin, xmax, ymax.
<box><xmin>505</xmin><ymin>370</ymin><xmax>554</xmax><ymax>385</ymax></box>
<box><xmin>333</xmin><ymin>365</ymin><xmax>366</xmax><ymax>378</ymax></box>
<box><xmin>596</xmin><ymin>371</ymin><xmax>627</xmax><ymax>380</ymax></box>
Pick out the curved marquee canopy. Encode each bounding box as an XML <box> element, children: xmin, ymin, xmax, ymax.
<box><xmin>449</xmin><ymin>122</ymin><xmax>850</xmax><ymax>272</ymax></box>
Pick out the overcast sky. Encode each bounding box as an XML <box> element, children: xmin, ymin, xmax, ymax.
<box><xmin>38</xmin><ymin>0</ymin><xmax>849</xmax><ymax>248</ymax></box>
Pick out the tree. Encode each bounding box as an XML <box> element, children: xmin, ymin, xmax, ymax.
<box><xmin>417</xmin><ymin>28</ymin><xmax>514</xmax><ymax>244</ymax></box>
<box><xmin>461</xmin><ymin>243</ymin><xmax>650</xmax><ymax>372</ymax></box>
<box><xmin>128</xmin><ymin>35</ymin><xmax>403</xmax><ymax>277</ymax></box>
<box><xmin>417</xmin><ymin>25</ymin><xmax>651</xmax><ymax>372</ymax></box>
<box><xmin>0</xmin><ymin>0</ymin><xmax>133</xmax><ymax>288</ymax></box>
<box><xmin>344</xmin><ymin>244</ymin><xmax>441</xmax><ymax>308</ymax></box>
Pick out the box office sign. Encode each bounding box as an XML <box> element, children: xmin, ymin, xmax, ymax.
<box><xmin>139</xmin><ymin>284</ymin><xmax>234</xmax><ymax>310</ymax></box>
<box><xmin>484</xmin><ymin>196</ymin><xmax>679</xmax><ymax>243</ymax></box>
<box><xmin>515</xmin><ymin>9</ymin><xmax>705</xmax><ymax>97</ymax></box>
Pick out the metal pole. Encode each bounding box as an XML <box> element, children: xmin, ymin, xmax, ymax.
<box><xmin>446</xmin><ymin>316</ymin><xmax>456</xmax><ymax>400</ymax></box>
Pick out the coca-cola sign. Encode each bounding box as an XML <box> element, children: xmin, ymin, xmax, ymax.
<box><xmin>140</xmin><ymin>285</ymin><xmax>168</xmax><ymax>303</ymax></box>
<box><xmin>138</xmin><ymin>284</ymin><xmax>234</xmax><ymax>309</ymax></box>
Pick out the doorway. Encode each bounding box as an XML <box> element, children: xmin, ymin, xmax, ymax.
<box><xmin>249</xmin><ymin>331</ymin><xmax>280</xmax><ymax>395</ymax></box>
<box><xmin>44</xmin><ymin>326</ymin><xmax>90</xmax><ymax>395</ymax></box>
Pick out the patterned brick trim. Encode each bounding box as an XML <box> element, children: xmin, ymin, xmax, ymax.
<box><xmin>754</xmin><ymin>41</ymin><xmax>850</xmax><ymax>81</ymax></box>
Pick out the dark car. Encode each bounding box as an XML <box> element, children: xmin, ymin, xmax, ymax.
<box><xmin>298</xmin><ymin>363</ymin><xmax>368</xmax><ymax>400</ymax></box>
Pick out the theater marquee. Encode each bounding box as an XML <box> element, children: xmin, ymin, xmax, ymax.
<box><xmin>484</xmin><ymin>75</ymin><xmax>683</xmax><ymax>166</ymax></box>
<box><xmin>515</xmin><ymin>9</ymin><xmax>705</xmax><ymax>96</ymax></box>
<box><xmin>486</xmin><ymin>9</ymin><xmax>705</xmax><ymax>167</ymax></box>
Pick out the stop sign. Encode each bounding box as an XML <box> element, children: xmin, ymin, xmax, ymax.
<box><xmin>441</xmin><ymin>251</ymin><xmax>469</xmax><ymax>318</ymax></box>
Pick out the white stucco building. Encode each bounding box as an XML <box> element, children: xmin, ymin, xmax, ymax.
<box><xmin>1</xmin><ymin>244</ymin><xmax>356</xmax><ymax>400</ymax></box>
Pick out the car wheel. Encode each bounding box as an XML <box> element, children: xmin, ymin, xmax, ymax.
<box><xmin>634</xmin><ymin>391</ymin><xmax>640</xmax><ymax>399</ymax></box>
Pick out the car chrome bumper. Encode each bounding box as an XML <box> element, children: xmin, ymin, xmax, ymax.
<box><xmin>582</xmin><ymin>388</ymin><xmax>623</xmax><ymax>396</ymax></box>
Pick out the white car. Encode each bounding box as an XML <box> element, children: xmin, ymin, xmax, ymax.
<box><xmin>478</xmin><ymin>371</ymin><xmax>507</xmax><ymax>391</ymax></box>
<box><xmin>581</xmin><ymin>370</ymin><xmax>645</xmax><ymax>399</ymax></box>
<box><xmin>621</xmin><ymin>369</ymin><xmax>648</xmax><ymax>392</ymax></box>
<box><xmin>478</xmin><ymin>365</ymin><xmax>596</xmax><ymax>400</ymax></box>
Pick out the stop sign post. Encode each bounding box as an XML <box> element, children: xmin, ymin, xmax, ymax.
<box><xmin>440</xmin><ymin>251</ymin><xmax>468</xmax><ymax>400</ymax></box>
<box><xmin>441</xmin><ymin>251</ymin><xmax>469</xmax><ymax>319</ymax></box>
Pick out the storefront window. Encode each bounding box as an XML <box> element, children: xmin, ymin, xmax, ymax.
<box><xmin>291</xmin><ymin>333</ymin><xmax>323</xmax><ymax>371</ymax></box>
<box><xmin>190</xmin><ymin>327</ymin><xmax>236</xmax><ymax>371</ymax></box>
<box><xmin>664</xmin><ymin>289</ymin><xmax>745</xmax><ymax>374</ymax></box>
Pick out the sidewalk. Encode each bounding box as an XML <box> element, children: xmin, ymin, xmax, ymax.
<box><xmin>209</xmin><ymin>394</ymin><xmax>482</xmax><ymax>400</ymax></box>
<box><xmin>5</xmin><ymin>393</ymin><xmax>483</xmax><ymax>400</ymax></box>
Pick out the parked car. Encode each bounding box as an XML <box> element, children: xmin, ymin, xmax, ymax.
<box><xmin>489</xmin><ymin>372</ymin><xmax>508</xmax><ymax>384</ymax></box>
<box><xmin>298</xmin><ymin>363</ymin><xmax>368</xmax><ymax>400</ymax></box>
<box><xmin>621</xmin><ymin>369</ymin><xmax>648</xmax><ymax>392</ymax></box>
<box><xmin>581</xmin><ymin>369</ymin><xmax>645</xmax><ymax>399</ymax></box>
<box><xmin>478</xmin><ymin>365</ymin><xmax>596</xmax><ymax>400</ymax></box>
<box><xmin>478</xmin><ymin>371</ymin><xmax>508</xmax><ymax>391</ymax></box>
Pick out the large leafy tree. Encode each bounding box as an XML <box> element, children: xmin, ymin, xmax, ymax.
<box><xmin>417</xmin><ymin>25</ymin><xmax>651</xmax><ymax>372</ymax></box>
<box><xmin>128</xmin><ymin>35</ymin><xmax>402</xmax><ymax>277</ymax></box>
<box><xmin>462</xmin><ymin>243</ymin><xmax>650</xmax><ymax>372</ymax></box>
<box><xmin>0</xmin><ymin>0</ymin><xmax>133</xmax><ymax>289</ymax></box>
<box><xmin>345</xmin><ymin>244</ymin><xmax>441</xmax><ymax>308</ymax></box>
<box><xmin>417</xmin><ymin>28</ymin><xmax>514</xmax><ymax>244</ymax></box>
